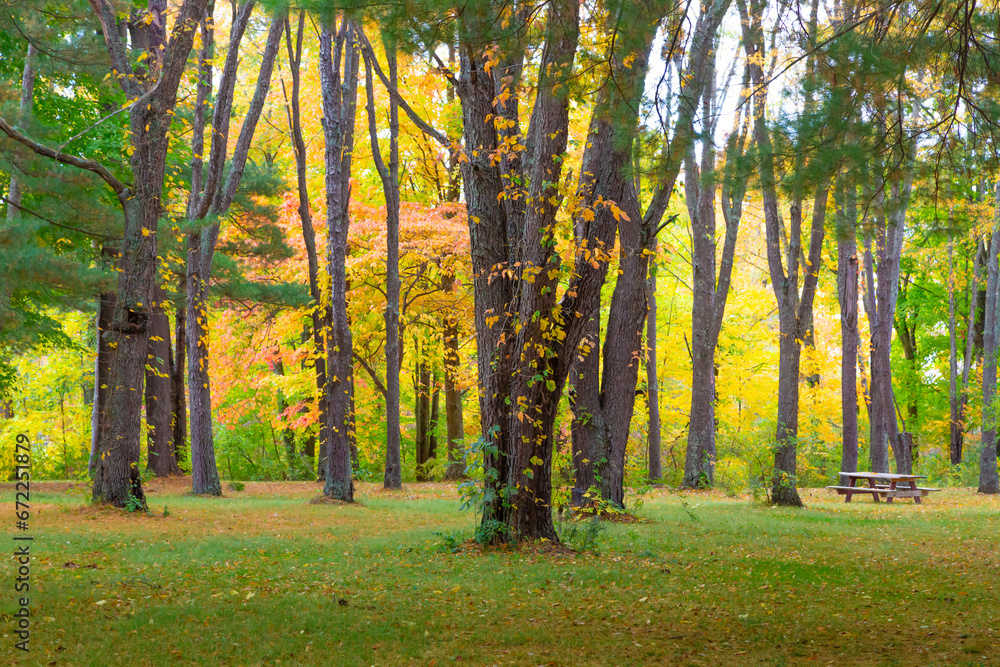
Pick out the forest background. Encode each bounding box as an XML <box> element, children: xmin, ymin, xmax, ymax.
<box><xmin>1</xmin><ymin>0</ymin><xmax>998</xmax><ymax>516</ymax></box>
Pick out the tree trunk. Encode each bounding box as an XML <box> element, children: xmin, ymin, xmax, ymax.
<box><xmin>186</xmin><ymin>5</ymin><xmax>284</xmax><ymax>495</ymax></box>
<box><xmin>4</xmin><ymin>43</ymin><xmax>36</xmax><ymax>227</ymax></box>
<box><xmin>90</xmin><ymin>287</ymin><xmax>116</xmax><ymax>475</ymax></box>
<box><xmin>319</xmin><ymin>17</ymin><xmax>357</xmax><ymax>501</ymax></box>
<box><xmin>172</xmin><ymin>282</ymin><xmax>187</xmax><ymax>467</ymax></box>
<box><xmin>415</xmin><ymin>356</ymin><xmax>431</xmax><ymax>480</ymax></box>
<box><xmin>868</xmin><ymin>159</ymin><xmax>914</xmax><ymax>474</ymax></box>
<box><xmin>360</xmin><ymin>31</ymin><xmax>403</xmax><ymax>489</ymax></box>
<box><xmin>646</xmin><ymin>241</ymin><xmax>661</xmax><ymax>482</ymax></box>
<box><xmin>443</xmin><ymin>307</ymin><xmax>465</xmax><ymax>479</ymax></box>
<box><xmin>979</xmin><ymin>188</ymin><xmax>1000</xmax><ymax>494</ymax></box>
<box><xmin>429</xmin><ymin>371</ymin><xmax>440</xmax><ymax>464</ymax></box>
<box><xmin>955</xmin><ymin>240</ymin><xmax>982</xmax><ymax>464</ymax></box>
<box><xmin>284</xmin><ymin>10</ymin><xmax>330</xmax><ymax>481</ymax></box>
<box><xmin>835</xmin><ymin>180</ymin><xmax>859</xmax><ymax>482</ymax></box>
<box><xmin>145</xmin><ymin>284</ymin><xmax>179</xmax><ymax>476</ymax></box>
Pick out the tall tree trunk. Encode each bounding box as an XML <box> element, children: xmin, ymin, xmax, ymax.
<box><xmin>868</xmin><ymin>157</ymin><xmax>915</xmax><ymax>474</ymax></box>
<box><xmin>145</xmin><ymin>284</ymin><xmax>179</xmax><ymax>475</ymax></box>
<box><xmin>955</xmin><ymin>240</ymin><xmax>982</xmax><ymax>464</ymax></box>
<box><xmin>186</xmin><ymin>5</ymin><xmax>284</xmax><ymax>495</ymax></box>
<box><xmin>646</xmin><ymin>241</ymin><xmax>661</xmax><ymax>482</ymax></box>
<box><xmin>835</xmin><ymin>179</ymin><xmax>859</xmax><ymax>482</ymax></box>
<box><xmin>683</xmin><ymin>49</ymin><xmax>719</xmax><ymax>488</ymax></box>
<box><xmin>415</xmin><ymin>355</ymin><xmax>431</xmax><ymax>480</ymax></box>
<box><xmin>978</xmin><ymin>188</ymin><xmax>1000</xmax><ymax>494</ymax></box>
<box><xmin>739</xmin><ymin>0</ymin><xmax>830</xmax><ymax>506</ymax></box>
<box><xmin>283</xmin><ymin>10</ymin><xmax>329</xmax><ymax>481</ymax></box>
<box><xmin>360</xmin><ymin>31</ymin><xmax>402</xmax><ymax>489</ymax></box>
<box><xmin>319</xmin><ymin>17</ymin><xmax>357</xmax><ymax>501</ymax></box>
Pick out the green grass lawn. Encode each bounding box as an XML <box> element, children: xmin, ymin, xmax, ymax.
<box><xmin>4</xmin><ymin>479</ymin><xmax>1000</xmax><ymax>666</ymax></box>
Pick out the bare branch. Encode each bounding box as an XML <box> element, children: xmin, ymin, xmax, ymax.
<box><xmin>356</xmin><ymin>28</ymin><xmax>452</xmax><ymax>148</ymax></box>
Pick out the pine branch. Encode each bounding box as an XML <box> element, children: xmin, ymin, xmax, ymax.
<box><xmin>0</xmin><ymin>116</ymin><xmax>128</xmax><ymax>196</ymax></box>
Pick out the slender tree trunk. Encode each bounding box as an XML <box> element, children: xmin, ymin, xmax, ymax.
<box><xmin>868</xmin><ymin>162</ymin><xmax>914</xmax><ymax>474</ymax></box>
<box><xmin>646</xmin><ymin>242</ymin><xmax>661</xmax><ymax>482</ymax></box>
<box><xmin>284</xmin><ymin>10</ymin><xmax>330</xmax><ymax>480</ymax></box>
<box><xmin>956</xmin><ymin>240</ymin><xmax>982</xmax><ymax>464</ymax></box>
<box><xmin>172</xmin><ymin>281</ymin><xmax>187</xmax><ymax>467</ymax></box>
<box><xmin>360</xmin><ymin>30</ymin><xmax>402</xmax><ymax>489</ymax></box>
<box><xmin>186</xmin><ymin>6</ymin><xmax>284</xmax><ymax>495</ymax></box>
<box><xmin>979</xmin><ymin>188</ymin><xmax>1000</xmax><ymax>494</ymax></box>
<box><xmin>145</xmin><ymin>284</ymin><xmax>179</xmax><ymax>475</ymax></box>
<box><xmin>443</xmin><ymin>305</ymin><xmax>465</xmax><ymax>479</ymax></box>
<box><xmin>683</xmin><ymin>57</ymin><xmax>719</xmax><ymax>488</ymax></box>
<box><xmin>429</xmin><ymin>371</ymin><xmax>440</xmax><ymax>463</ymax></box>
<box><xmin>90</xmin><ymin>287</ymin><xmax>116</xmax><ymax>475</ymax></box>
<box><xmin>416</xmin><ymin>357</ymin><xmax>433</xmax><ymax>479</ymax></box>
<box><xmin>835</xmin><ymin>181</ymin><xmax>859</xmax><ymax>482</ymax></box>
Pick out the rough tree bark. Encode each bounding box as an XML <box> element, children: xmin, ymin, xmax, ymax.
<box><xmin>867</xmin><ymin>152</ymin><xmax>915</xmax><ymax>474</ymax></box>
<box><xmin>172</xmin><ymin>279</ymin><xmax>187</xmax><ymax>467</ymax></box>
<box><xmin>681</xmin><ymin>45</ymin><xmax>749</xmax><ymax>488</ymax></box>
<box><xmin>645</xmin><ymin>239</ymin><xmax>661</xmax><ymax>483</ymax></box>
<box><xmin>145</xmin><ymin>284</ymin><xmax>179</xmax><ymax>475</ymax></box>
<box><xmin>979</xmin><ymin>187</ymin><xmax>1000</xmax><ymax>494</ymax></box>
<box><xmin>186</xmin><ymin>5</ymin><xmax>285</xmax><ymax>495</ymax></box>
<box><xmin>740</xmin><ymin>0</ymin><xmax>832</xmax><ymax>506</ymax></box>
<box><xmin>835</xmin><ymin>177</ymin><xmax>859</xmax><ymax>482</ymax></box>
<box><xmin>319</xmin><ymin>16</ymin><xmax>358</xmax><ymax>501</ymax></box>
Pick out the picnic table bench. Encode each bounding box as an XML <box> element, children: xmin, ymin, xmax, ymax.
<box><xmin>826</xmin><ymin>472</ymin><xmax>939</xmax><ymax>504</ymax></box>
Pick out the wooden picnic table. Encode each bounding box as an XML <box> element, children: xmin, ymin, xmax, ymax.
<box><xmin>826</xmin><ymin>472</ymin><xmax>939</xmax><ymax>504</ymax></box>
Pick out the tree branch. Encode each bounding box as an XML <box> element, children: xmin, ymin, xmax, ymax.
<box><xmin>356</xmin><ymin>28</ymin><xmax>452</xmax><ymax>148</ymax></box>
<box><xmin>87</xmin><ymin>0</ymin><xmax>143</xmax><ymax>98</ymax></box>
<box><xmin>0</xmin><ymin>116</ymin><xmax>128</xmax><ymax>196</ymax></box>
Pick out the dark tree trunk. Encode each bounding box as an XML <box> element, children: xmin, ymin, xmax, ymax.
<box><xmin>835</xmin><ymin>180</ymin><xmax>859</xmax><ymax>482</ymax></box>
<box><xmin>186</xmin><ymin>5</ymin><xmax>284</xmax><ymax>495</ymax></box>
<box><xmin>360</xmin><ymin>31</ymin><xmax>403</xmax><ymax>489</ymax></box>
<box><xmin>645</xmin><ymin>241</ymin><xmax>661</xmax><ymax>483</ymax></box>
<box><xmin>443</xmin><ymin>305</ymin><xmax>465</xmax><ymax>479</ymax></box>
<box><xmin>284</xmin><ymin>10</ymin><xmax>330</xmax><ymax>480</ymax></box>
<box><xmin>570</xmin><ymin>316</ymin><xmax>607</xmax><ymax>505</ymax></box>
<box><xmin>867</xmin><ymin>160</ymin><xmax>914</xmax><ymax>474</ymax></box>
<box><xmin>145</xmin><ymin>284</ymin><xmax>179</xmax><ymax>476</ymax></box>
<box><xmin>269</xmin><ymin>347</ymin><xmax>296</xmax><ymax>466</ymax></box>
<box><xmin>90</xmin><ymin>284</ymin><xmax>116</xmax><ymax>476</ymax></box>
<box><xmin>953</xmin><ymin>240</ymin><xmax>982</xmax><ymax>464</ymax></box>
<box><xmin>172</xmin><ymin>282</ymin><xmax>187</xmax><ymax>467</ymax></box>
<box><xmin>979</xmin><ymin>191</ymin><xmax>1000</xmax><ymax>494</ymax></box>
<box><xmin>429</xmin><ymin>372</ymin><xmax>440</xmax><ymax>463</ymax></box>
<box><xmin>415</xmin><ymin>356</ymin><xmax>431</xmax><ymax>480</ymax></box>
<box><xmin>319</xmin><ymin>17</ymin><xmax>357</xmax><ymax>501</ymax></box>
<box><xmin>4</xmin><ymin>43</ymin><xmax>36</xmax><ymax>226</ymax></box>
<box><xmin>739</xmin><ymin>0</ymin><xmax>830</xmax><ymax>506</ymax></box>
